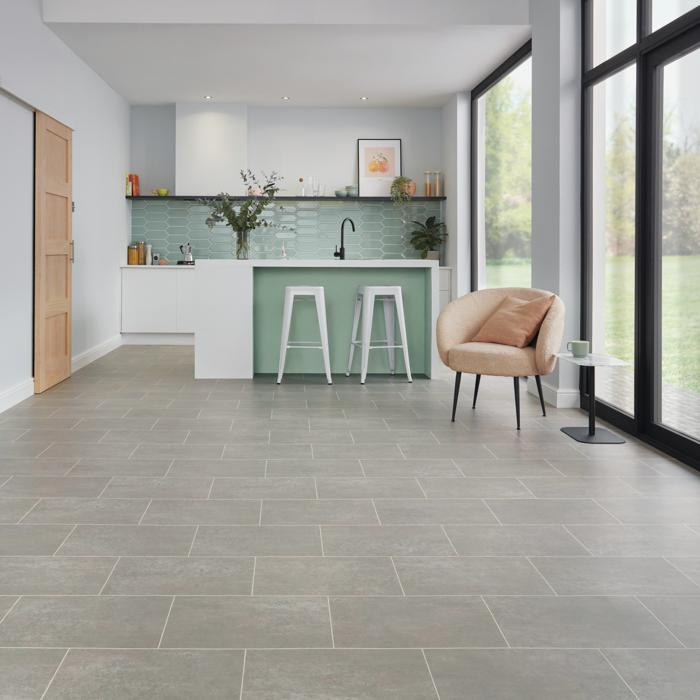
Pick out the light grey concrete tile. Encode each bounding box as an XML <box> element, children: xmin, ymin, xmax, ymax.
<box><xmin>374</xmin><ymin>499</ymin><xmax>498</xmax><ymax>524</ymax></box>
<box><xmin>222</xmin><ymin>444</ymin><xmax>311</xmax><ymax>460</ymax></box>
<box><xmin>254</xmin><ymin>556</ymin><xmax>401</xmax><ymax>595</ymax></box>
<box><xmin>596</xmin><ymin>498</ymin><xmax>700</xmax><ymax>524</ymax></box>
<box><xmin>667</xmin><ymin>557</ymin><xmax>700</xmax><ymax>585</ymax></box>
<box><xmin>17</xmin><ymin>429</ymin><xmax>107</xmax><ymax>443</ymax></box>
<box><xmin>417</xmin><ymin>477</ymin><xmax>532</xmax><ymax>498</ymax></box>
<box><xmin>316</xmin><ymin>478</ymin><xmax>424</xmax><ymax>499</ymax></box>
<box><xmin>483</xmin><ymin>443</ymin><xmax>586</xmax><ymax>459</ymax></box>
<box><xmin>191</xmin><ymin>525</ymin><xmax>322</xmax><ymax>556</ymax></box>
<box><xmin>242</xmin><ymin>649</ymin><xmax>437</xmax><ymax>700</ymax></box>
<box><xmin>547</xmin><ymin>458</ymin><xmax>661</xmax><ymax>477</ymax></box>
<box><xmin>520</xmin><ymin>477</ymin><xmax>642</xmax><ymax>498</ymax></box>
<box><xmin>0</xmin><ymin>595</ymin><xmax>171</xmax><ymax>648</ymax></box>
<box><xmin>23</xmin><ymin>498</ymin><xmax>149</xmax><ymax>524</ymax></box>
<box><xmin>50</xmin><ymin>408</ymin><xmax>128</xmax><ymax>419</ymax></box>
<box><xmin>486</xmin><ymin>596</ymin><xmax>682</xmax><ymax>648</ymax></box>
<box><xmin>0</xmin><ymin>649</ymin><xmax>67</xmax><ymax>700</ymax></box>
<box><xmin>0</xmin><ymin>524</ymin><xmax>75</xmax><ymax>555</ymax></box>
<box><xmin>161</xmin><ymin>596</ymin><xmax>332</xmax><ymax>649</ymax></box>
<box><xmin>394</xmin><ymin>556</ymin><xmax>553</xmax><ymax>595</ymax></box>
<box><xmin>67</xmin><ymin>459</ymin><xmax>172</xmax><ymax>477</ymax></box>
<box><xmin>101</xmin><ymin>429</ymin><xmax>189</xmax><ymax>444</ymax></box>
<box><xmin>101</xmin><ymin>477</ymin><xmax>212</xmax><ymax>499</ymax></box>
<box><xmin>486</xmin><ymin>499</ymin><xmax>619</xmax><ymax>524</ymax></box>
<box><xmin>40</xmin><ymin>443</ymin><xmax>137</xmax><ymax>460</ymax></box>
<box><xmin>185</xmin><ymin>429</ymin><xmax>267</xmax><ymax>444</ymax></box>
<box><xmin>620</xmin><ymin>477</ymin><xmax>700</xmax><ymax>497</ymax></box>
<box><xmin>103</xmin><ymin>556</ymin><xmax>254</xmax><ymax>595</ymax></box>
<box><xmin>76</xmin><ymin>417</ymin><xmax>158</xmax><ymax>430</ymax></box>
<box><xmin>0</xmin><ymin>417</ymin><xmax>78</xmax><ymax>429</ymax></box>
<box><xmin>45</xmin><ymin>649</ymin><xmax>244</xmax><ymax>700</ymax></box>
<box><xmin>0</xmin><ymin>476</ymin><xmax>110</xmax><ymax>498</ymax></box>
<box><xmin>312</xmin><ymin>444</ymin><xmax>403</xmax><ymax>459</ymax></box>
<box><xmin>398</xmin><ymin>444</ymin><xmax>495</xmax><ymax>459</ymax></box>
<box><xmin>350</xmin><ymin>430</ymin><xmax>437</xmax><ymax>444</ymax></box>
<box><xmin>331</xmin><ymin>595</ymin><xmax>506</xmax><ymax>648</ymax></box>
<box><xmin>444</xmin><ymin>525</ymin><xmax>589</xmax><ymax>555</ymax></box>
<box><xmin>425</xmin><ymin>649</ymin><xmax>635</xmax><ymax>700</ymax></box>
<box><xmin>168</xmin><ymin>459</ymin><xmax>265</xmax><ymax>477</ymax></box>
<box><xmin>57</xmin><ymin>524</ymin><xmax>195</xmax><ymax>556</ymax></box>
<box><xmin>266</xmin><ymin>459</ymin><xmax>363</xmax><ymax>477</ymax></box>
<box><xmin>0</xmin><ymin>459</ymin><xmax>76</xmax><ymax>476</ymax></box>
<box><xmin>270</xmin><ymin>430</ymin><xmax>354</xmax><ymax>444</ymax></box>
<box><xmin>0</xmin><ymin>443</ymin><xmax>53</xmax><ymax>459</ymax></box>
<box><xmin>154</xmin><ymin>417</ymin><xmax>233</xmax><ymax>430</ymax></box>
<box><xmin>132</xmin><ymin>444</ymin><xmax>225</xmax><ymax>460</ymax></box>
<box><xmin>604</xmin><ymin>649</ymin><xmax>700</xmax><ymax>700</ymax></box>
<box><xmin>0</xmin><ymin>556</ymin><xmax>116</xmax><ymax>595</ymax></box>
<box><xmin>567</xmin><ymin>525</ymin><xmax>700</xmax><ymax>556</ymax></box>
<box><xmin>141</xmin><ymin>499</ymin><xmax>260</xmax><ymax>525</ymax></box>
<box><xmin>637</xmin><ymin>596</ymin><xmax>700</xmax><ymax>647</ymax></box>
<box><xmin>309</xmin><ymin>418</ymin><xmax>390</xmax><ymax>430</ymax></box>
<box><xmin>361</xmin><ymin>459</ymin><xmax>461</xmax><ymax>477</ymax></box>
<box><xmin>262</xmin><ymin>499</ymin><xmax>378</xmax><ymax>525</ymax></box>
<box><xmin>533</xmin><ymin>556</ymin><xmax>700</xmax><ymax>595</ymax></box>
<box><xmin>453</xmin><ymin>459</ymin><xmax>560</xmax><ymax>477</ymax></box>
<box><xmin>322</xmin><ymin>525</ymin><xmax>454</xmax><ymax>556</ymax></box>
<box><xmin>126</xmin><ymin>408</ymin><xmax>201</xmax><ymax>420</ymax></box>
<box><xmin>211</xmin><ymin>477</ymin><xmax>315</xmax><ymax>499</ymax></box>
<box><xmin>0</xmin><ymin>497</ymin><xmax>39</xmax><ymax>523</ymax></box>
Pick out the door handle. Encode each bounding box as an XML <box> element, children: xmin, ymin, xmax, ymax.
<box><xmin>70</xmin><ymin>240</ymin><xmax>75</xmax><ymax>263</ymax></box>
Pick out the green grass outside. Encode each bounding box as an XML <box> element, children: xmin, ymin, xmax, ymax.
<box><xmin>485</xmin><ymin>255</ymin><xmax>700</xmax><ymax>394</ymax></box>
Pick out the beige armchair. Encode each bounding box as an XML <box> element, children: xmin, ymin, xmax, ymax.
<box><xmin>436</xmin><ymin>288</ymin><xmax>565</xmax><ymax>429</ymax></box>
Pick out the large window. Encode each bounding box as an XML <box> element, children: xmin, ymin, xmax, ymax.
<box><xmin>583</xmin><ymin>1</ymin><xmax>700</xmax><ymax>465</ymax></box>
<box><xmin>471</xmin><ymin>43</ymin><xmax>532</xmax><ymax>290</ymax></box>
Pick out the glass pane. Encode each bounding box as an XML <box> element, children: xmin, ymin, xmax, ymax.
<box><xmin>653</xmin><ymin>0</ymin><xmax>700</xmax><ymax>31</ymax></box>
<box><xmin>659</xmin><ymin>47</ymin><xmax>700</xmax><ymax>441</ymax></box>
<box><xmin>479</xmin><ymin>57</ymin><xmax>532</xmax><ymax>289</ymax></box>
<box><xmin>590</xmin><ymin>0</ymin><xmax>637</xmax><ymax>67</ymax></box>
<box><xmin>590</xmin><ymin>64</ymin><xmax>637</xmax><ymax>414</ymax></box>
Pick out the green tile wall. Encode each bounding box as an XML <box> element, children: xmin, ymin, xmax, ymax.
<box><xmin>130</xmin><ymin>199</ymin><xmax>443</xmax><ymax>261</ymax></box>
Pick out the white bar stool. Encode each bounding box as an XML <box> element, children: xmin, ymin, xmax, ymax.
<box><xmin>346</xmin><ymin>285</ymin><xmax>412</xmax><ymax>384</ymax></box>
<box><xmin>277</xmin><ymin>286</ymin><xmax>332</xmax><ymax>385</ymax></box>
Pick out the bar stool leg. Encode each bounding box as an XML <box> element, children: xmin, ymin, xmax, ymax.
<box><xmin>360</xmin><ymin>290</ymin><xmax>375</xmax><ymax>385</ymax></box>
<box><xmin>393</xmin><ymin>290</ymin><xmax>412</xmax><ymax>382</ymax></box>
<box><xmin>383</xmin><ymin>297</ymin><xmax>396</xmax><ymax>374</ymax></box>
<box><xmin>277</xmin><ymin>289</ymin><xmax>294</xmax><ymax>384</ymax></box>
<box><xmin>314</xmin><ymin>289</ymin><xmax>333</xmax><ymax>385</ymax></box>
<box><xmin>346</xmin><ymin>294</ymin><xmax>362</xmax><ymax>377</ymax></box>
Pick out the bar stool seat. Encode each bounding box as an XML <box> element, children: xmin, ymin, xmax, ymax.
<box><xmin>346</xmin><ymin>285</ymin><xmax>412</xmax><ymax>384</ymax></box>
<box><xmin>277</xmin><ymin>286</ymin><xmax>332</xmax><ymax>385</ymax></box>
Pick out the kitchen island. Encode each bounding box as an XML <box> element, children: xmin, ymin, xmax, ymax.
<box><xmin>194</xmin><ymin>259</ymin><xmax>440</xmax><ymax>379</ymax></box>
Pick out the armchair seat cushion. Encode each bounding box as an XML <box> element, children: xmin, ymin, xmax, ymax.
<box><xmin>447</xmin><ymin>342</ymin><xmax>538</xmax><ymax>377</ymax></box>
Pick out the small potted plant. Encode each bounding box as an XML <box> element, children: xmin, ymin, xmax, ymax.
<box><xmin>390</xmin><ymin>176</ymin><xmax>416</xmax><ymax>204</ymax></box>
<box><xmin>409</xmin><ymin>216</ymin><xmax>447</xmax><ymax>260</ymax></box>
<box><xmin>204</xmin><ymin>170</ymin><xmax>282</xmax><ymax>259</ymax></box>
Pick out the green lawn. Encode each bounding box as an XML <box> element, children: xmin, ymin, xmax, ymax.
<box><xmin>485</xmin><ymin>255</ymin><xmax>700</xmax><ymax>394</ymax></box>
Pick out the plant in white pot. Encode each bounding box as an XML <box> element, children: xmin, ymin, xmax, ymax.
<box><xmin>409</xmin><ymin>216</ymin><xmax>447</xmax><ymax>260</ymax></box>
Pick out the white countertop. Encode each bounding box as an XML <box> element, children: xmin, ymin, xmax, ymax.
<box><xmin>122</xmin><ymin>259</ymin><xmax>439</xmax><ymax>269</ymax></box>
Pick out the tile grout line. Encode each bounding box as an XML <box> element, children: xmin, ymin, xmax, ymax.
<box><xmin>480</xmin><ymin>595</ymin><xmax>511</xmax><ymax>648</ymax></box>
<box><xmin>39</xmin><ymin>648</ymin><xmax>70</xmax><ymax>700</ymax></box>
<box><xmin>590</xmin><ymin>499</ymin><xmax>626</xmax><ymax>525</ymax></box>
<box><xmin>95</xmin><ymin>476</ymin><xmax>114</xmax><ymax>499</ymax></box>
<box><xmin>598</xmin><ymin>649</ymin><xmax>641</xmax><ymax>700</ymax></box>
<box><xmin>0</xmin><ymin>595</ymin><xmax>22</xmax><ymax>627</ymax></box>
<box><xmin>561</xmin><ymin>525</ymin><xmax>595</xmax><ymax>555</ymax></box>
<box><xmin>421</xmin><ymin>648</ymin><xmax>442</xmax><ymax>700</ymax></box>
<box><xmin>16</xmin><ymin>498</ymin><xmax>42</xmax><ymax>524</ymax></box>
<box><xmin>52</xmin><ymin>524</ymin><xmax>78</xmax><ymax>556</ymax></box>
<box><xmin>206</xmin><ymin>478</ymin><xmax>215</xmax><ymax>500</ymax></box>
<box><xmin>440</xmin><ymin>525</ymin><xmax>460</xmax><ymax>556</ymax></box>
<box><xmin>415</xmin><ymin>478</ymin><xmax>428</xmax><ymax>499</ymax></box>
<box><xmin>258</xmin><ymin>500</ymin><xmax>263</xmax><ymax>526</ymax></box>
<box><xmin>543</xmin><ymin>457</ymin><xmax>568</xmax><ymax>477</ymax></box>
<box><xmin>238</xmin><ymin>648</ymin><xmax>247</xmax><ymax>700</ymax></box>
<box><xmin>525</xmin><ymin>556</ymin><xmax>559</xmax><ymax>596</ymax></box>
<box><xmin>187</xmin><ymin>526</ymin><xmax>200</xmax><ymax>557</ymax></box>
<box><xmin>319</xmin><ymin>526</ymin><xmax>325</xmax><ymax>556</ymax></box>
<box><xmin>98</xmin><ymin>557</ymin><xmax>121</xmax><ymax>595</ymax></box>
<box><xmin>370</xmin><ymin>498</ymin><xmax>382</xmax><ymax>525</ymax></box>
<box><xmin>480</xmin><ymin>499</ymin><xmax>503</xmax><ymax>525</ymax></box>
<box><xmin>390</xmin><ymin>556</ymin><xmax>406</xmax><ymax>596</ymax></box>
<box><xmin>662</xmin><ymin>557</ymin><xmax>700</xmax><ymax>590</ymax></box>
<box><xmin>327</xmin><ymin>596</ymin><xmax>336</xmax><ymax>648</ymax></box>
<box><xmin>251</xmin><ymin>557</ymin><xmax>257</xmax><ymax>595</ymax></box>
<box><xmin>137</xmin><ymin>500</ymin><xmax>153</xmax><ymax>525</ymax></box>
<box><xmin>157</xmin><ymin>596</ymin><xmax>176</xmax><ymax>649</ymax></box>
<box><xmin>634</xmin><ymin>596</ymin><xmax>687</xmax><ymax>648</ymax></box>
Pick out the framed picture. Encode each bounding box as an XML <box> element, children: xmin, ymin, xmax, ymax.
<box><xmin>357</xmin><ymin>138</ymin><xmax>402</xmax><ymax>196</ymax></box>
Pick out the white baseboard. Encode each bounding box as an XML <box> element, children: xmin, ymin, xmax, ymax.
<box><xmin>0</xmin><ymin>378</ymin><xmax>34</xmax><ymax>414</ymax></box>
<box><xmin>121</xmin><ymin>333</ymin><xmax>194</xmax><ymax>346</ymax></box>
<box><xmin>527</xmin><ymin>378</ymin><xmax>580</xmax><ymax>408</ymax></box>
<box><xmin>72</xmin><ymin>334</ymin><xmax>123</xmax><ymax>372</ymax></box>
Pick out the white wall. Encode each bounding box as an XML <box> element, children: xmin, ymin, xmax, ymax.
<box><xmin>0</xmin><ymin>93</ymin><xmax>34</xmax><ymax>411</ymax></box>
<box><xmin>247</xmin><ymin>107</ymin><xmax>442</xmax><ymax>194</ymax></box>
<box><xmin>131</xmin><ymin>104</ymin><xmax>175</xmax><ymax>193</ymax></box>
<box><xmin>176</xmin><ymin>102</ymin><xmax>248</xmax><ymax>195</ymax></box>
<box><xmin>0</xmin><ymin>0</ymin><xmax>129</xmax><ymax>404</ymax></box>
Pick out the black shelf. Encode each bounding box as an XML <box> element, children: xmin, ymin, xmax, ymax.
<box><xmin>126</xmin><ymin>195</ymin><xmax>446</xmax><ymax>202</ymax></box>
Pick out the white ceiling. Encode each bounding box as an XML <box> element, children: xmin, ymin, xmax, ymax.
<box><xmin>44</xmin><ymin>1</ymin><xmax>531</xmax><ymax>107</ymax></box>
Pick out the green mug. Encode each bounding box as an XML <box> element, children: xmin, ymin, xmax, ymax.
<box><xmin>567</xmin><ymin>340</ymin><xmax>590</xmax><ymax>358</ymax></box>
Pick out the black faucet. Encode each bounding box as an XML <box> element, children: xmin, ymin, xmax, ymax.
<box><xmin>334</xmin><ymin>217</ymin><xmax>355</xmax><ymax>260</ymax></box>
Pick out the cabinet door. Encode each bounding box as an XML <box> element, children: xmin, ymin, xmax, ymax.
<box><xmin>176</xmin><ymin>269</ymin><xmax>196</xmax><ymax>332</ymax></box>
<box><xmin>121</xmin><ymin>269</ymin><xmax>177</xmax><ymax>333</ymax></box>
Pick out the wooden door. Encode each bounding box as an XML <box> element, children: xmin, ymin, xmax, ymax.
<box><xmin>34</xmin><ymin>112</ymin><xmax>73</xmax><ymax>393</ymax></box>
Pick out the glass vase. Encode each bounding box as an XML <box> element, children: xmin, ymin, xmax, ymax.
<box><xmin>235</xmin><ymin>230</ymin><xmax>250</xmax><ymax>260</ymax></box>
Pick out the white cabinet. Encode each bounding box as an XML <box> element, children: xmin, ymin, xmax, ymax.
<box><xmin>121</xmin><ymin>267</ymin><xmax>195</xmax><ymax>334</ymax></box>
<box><xmin>439</xmin><ymin>267</ymin><xmax>452</xmax><ymax>311</ymax></box>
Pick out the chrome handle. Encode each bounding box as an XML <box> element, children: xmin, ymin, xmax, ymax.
<box><xmin>70</xmin><ymin>240</ymin><xmax>75</xmax><ymax>263</ymax></box>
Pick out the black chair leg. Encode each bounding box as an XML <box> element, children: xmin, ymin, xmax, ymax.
<box><xmin>535</xmin><ymin>375</ymin><xmax>547</xmax><ymax>417</ymax></box>
<box><xmin>472</xmin><ymin>374</ymin><xmax>481</xmax><ymax>409</ymax></box>
<box><xmin>513</xmin><ymin>377</ymin><xmax>521</xmax><ymax>430</ymax></box>
<box><xmin>451</xmin><ymin>372</ymin><xmax>462</xmax><ymax>423</ymax></box>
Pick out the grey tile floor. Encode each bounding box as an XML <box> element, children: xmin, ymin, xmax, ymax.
<box><xmin>0</xmin><ymin>345</ymin><xmax>699</xmax><ymax>698</ymax></box>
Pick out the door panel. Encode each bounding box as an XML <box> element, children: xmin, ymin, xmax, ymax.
<box><xmin>34</xmin><ymin>112</ymin><xmax>72</xmax><ymax>393</ymax></box>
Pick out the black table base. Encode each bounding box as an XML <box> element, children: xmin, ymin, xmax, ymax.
<box><xmin>560</xmin><ymin>364</ymin><xmax>626</xmax><ymax>445</ymax></box>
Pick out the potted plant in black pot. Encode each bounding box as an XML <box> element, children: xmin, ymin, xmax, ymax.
<box><xmin>409</xmin><ymin>216</ymin><xmax>447</xmax><ymax>260</ymax></box>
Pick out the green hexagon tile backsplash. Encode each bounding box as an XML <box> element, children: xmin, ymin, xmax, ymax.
<box><xmin>130</xmin><ymin>199</ymin><xmax>443</xmax><ymax>261</ymax></box>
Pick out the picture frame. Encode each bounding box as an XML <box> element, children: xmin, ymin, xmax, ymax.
<box><xmin>357</xmin><ymin>138</ymin><xmax>402</xmax><ymax>197</ymax></box>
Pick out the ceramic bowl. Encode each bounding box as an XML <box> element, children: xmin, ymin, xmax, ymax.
<box><xmin>335</xmin><ymin>189</ymin><xmax>348</xmax><ymax>198</ymax></box>
<box><xmin>345</xmin><ymin>186</ymin><xmax>359</xmax><ymax>197</ymax></box>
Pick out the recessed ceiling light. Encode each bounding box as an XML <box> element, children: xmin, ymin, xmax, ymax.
<box><xmin>282</xmin><ymin>96</ymin><xmax>290</xmax><ymax>101</ymax></box>
<box><xmin>360</xmin><ymin>96</ymin><xmax>369</xmax><ymax>101</ymax></box>
<box><xmin>203</xmin><ymin>95</ymin><xmax>213</xmax><ymax>100</ymax></box>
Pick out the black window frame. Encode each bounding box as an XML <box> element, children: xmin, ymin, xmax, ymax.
<box><xmin>582</xmin><ymin>0</ymin><xmax>700</xmax><ymax>469</ymax></box>
<box><xmin>470</xmin><ymin>40</ymin><xmax>532</xmax><ymax>291</ymax></box>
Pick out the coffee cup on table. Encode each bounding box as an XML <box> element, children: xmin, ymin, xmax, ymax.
<box><xmin>567</xmin><ymin>340</ymin><xmax>590</xmax><ymax>358</ymax></box>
